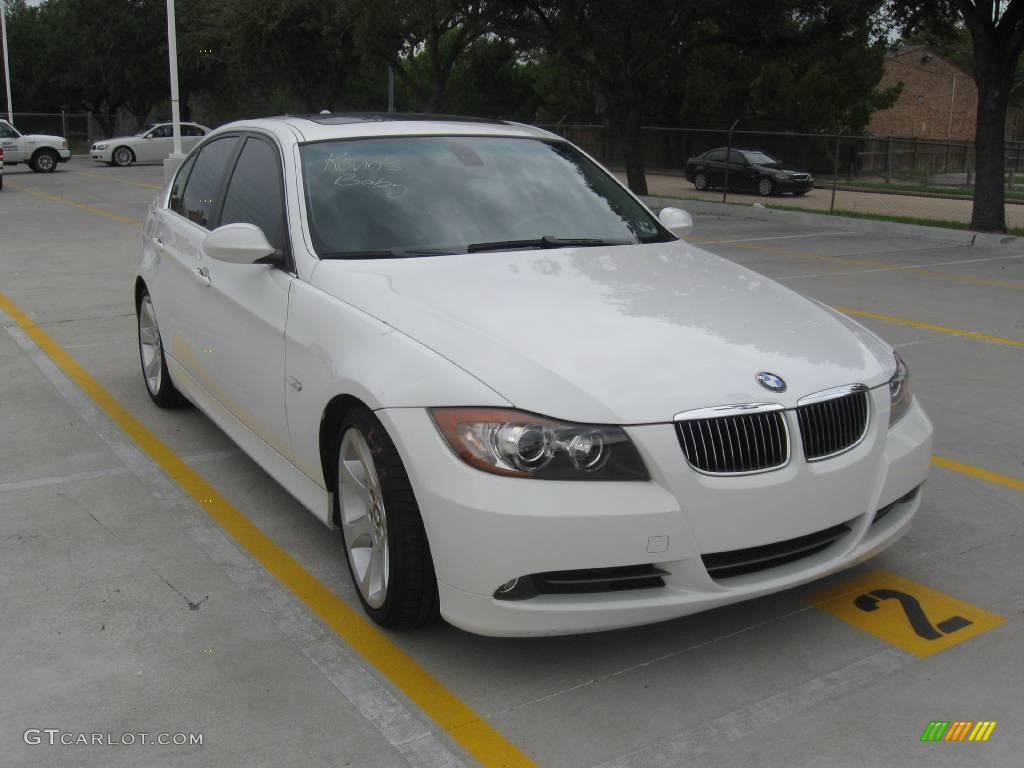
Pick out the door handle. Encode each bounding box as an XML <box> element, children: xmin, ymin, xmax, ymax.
<box><xmin>192</xmin><ymin>265</ymin><xmax>211</xmax><ymax>286</ymax></box>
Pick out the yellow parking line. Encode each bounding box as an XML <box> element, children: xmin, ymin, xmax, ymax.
<box><xmin>6</xmin><ymin>181</ymin><xmax>143</xmax><ymax>226</ymax></box>
<box><xmin>834</xmin><ymin>306</ymin><xmax>1024</xmax><ymax>350</ymax></box>
<box><xmin>0</xmin><ymin>291</ymin><xmax>536</xmax><ymax>768</ymax></box>
<box><xmin>932</xmin><ymin>455</ymin><xmax>1024</xmax><ymax>493</ymax></box>
<box><xmin>76</xmin><ymin>170</ymin><xmax>165</xmax><ymax>191</ymax></box>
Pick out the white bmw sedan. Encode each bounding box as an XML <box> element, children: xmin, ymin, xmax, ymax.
<box><xmin>92</xmin><ymin>122</ymin><xmax>210</xmax><ymax>166</ymax></box>
<box><xmin>136</xmin><ymin>114</ymin><xmax>933</xmax><ymax>637</ymax></box>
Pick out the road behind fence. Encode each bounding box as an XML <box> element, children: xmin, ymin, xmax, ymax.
<box><xmin>542</xmin><ymin>124</ymin><xmax>1024</xmax><ymax>231</ymax></box>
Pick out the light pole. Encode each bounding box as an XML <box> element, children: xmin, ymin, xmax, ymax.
<box><xmin>1</xmin><ymin>0</ymin><xmax>14</xmax><ymax>123</ymax></box>
<box><xmin>163</xmin><ymin>0</ymin><xmax>183</xmax><ymax>180</ymax></box>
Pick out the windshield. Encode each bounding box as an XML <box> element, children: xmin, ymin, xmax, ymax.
<box><xmin>135</xmin><ymin>124</ymin><xmax>156</xmax><ymax>137</ymax></box>
<box><xmin>300</xmin><ymin>136</ymin><xmax>671</xmax><ymax>258</ymax></box>
<box><xmin>740</xmin><ymin>150</ymin><xmax>781</xmax><ymax>167</ymax></box>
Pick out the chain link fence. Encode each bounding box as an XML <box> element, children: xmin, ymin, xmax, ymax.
<box><xmin>6</xmin><ymin>112</ymin><xmax>148</xmax><ymax>153</ymax></box>
<box><xmin>7</xmin><ymin>112</ymin><xmax>1023</xmax><ymax>230</ymax></box>
<box><xmin>541</xmin><ymin>124</ymin><xmax>1024</xmax><ymax>232</ymax></box>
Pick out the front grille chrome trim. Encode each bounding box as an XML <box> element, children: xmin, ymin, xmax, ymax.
<box><xmin>796</xmin><ymin>386</ymin><xmax>871</xmax><ymax>462</ymax></box>
<box><xmin>674</xmin><ymin>384</ymin><xmax>872</xmax><ymax>476</ymax></box>
<box><xmin>796</xmin><ymin>383</ymin><xmax>869</xmax><ymax>406</ymax></box>
<box><xmin>674</xmin><ymin>402</ymin><xmax>784</xmax><ymax>421</ymax></box>
<box><xmin>676</xmin><ymin>410</ymin><xmax>791</xmax><ymax>477</ymax></box>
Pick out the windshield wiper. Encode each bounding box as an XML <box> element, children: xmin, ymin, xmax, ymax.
<box><xmin>466</xmin><ymin>236</ymin><xmax>633</xmax><ymax>253</ymax></box>
<box><xmin>318</xmin><ymin>247</ymin><xmax>458</xmax><ymax>260</ymax></box>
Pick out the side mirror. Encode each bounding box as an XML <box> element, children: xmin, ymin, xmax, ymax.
<box><xmin>658</xmin><ymin>207</ymin><xmax>694</xmax><ymax>237</ymax></box>
<box><xmin>203</xmin><ymin>223</ymin><xmax>277</xmax><ymax>265</ymax></box>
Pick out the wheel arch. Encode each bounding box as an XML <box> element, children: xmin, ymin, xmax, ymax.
<box><xmin>319</xmin><ymin>393</ymin><xmax>373</xmax><ymax>526</ymax></box>
<box><xmin>134</xmin><ymin>276</ymin><xmax>149</xmax><ymax>312</ymax></box>
<box><xmin>31</xmin><ymin>146</ymin><xmax>59</xmax><ymax>167</ymax></box>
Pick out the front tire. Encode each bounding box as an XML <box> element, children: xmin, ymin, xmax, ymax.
<box><xmin>693</xmin><ymin>172</ymin><xmax>708</xmax><ymax>191</ymax></box>
<box><xmin>137</xmin><ymin>292</ymin><xmax>186</xmax><ymax>408</ymax></box>
<box><xmin>30</xmin><ymin>149</ymin><xmax>59</xmax><ymax>173</ymax></box>
<box><xmin>758</xmin><ymin>178</ymin><xmax>775</xmax><ymax>197</ymax></box>
<box><xmin>112</xmin><ymin>146</ymin><xmax>134</xmax><ymax>167</ymax></box>
<box><xmin>335</xmin><ymin>407</ymin><xmax>439</xmax><ymax>629</ymax></box>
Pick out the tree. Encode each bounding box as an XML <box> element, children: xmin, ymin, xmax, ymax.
<box><xmin>352</xmin><ymin>0</ymin><xmax>494</xmax><ymax>112</ymax></box>
<box><xmin>506</xmin><ymin>1</ymin><xmax>717</xmax><ymax>195</ymax></box>
<box><xmin>748</xmin><ymin>0</ymin><xmax>900</xmax><ymax>132</ymax></box>
<box><xmin>892</xmin><ymin>0</ymin><xmax>1024</xmax><ymax>232</ymax></box>
<box><xmin>223</xmin><ymin>0</ymin><xmax>362</xmax><ymax>114</ymax></box>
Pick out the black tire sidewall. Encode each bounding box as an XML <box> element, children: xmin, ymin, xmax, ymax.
<box><xmin>32</xmin><ymin>150</ymin><xmax>58</xmax><ymax>173</ymax></box>
<box><xmin>137</xmin><ymin>292</ymin><xmax>186</xmax><ymax>408</ymax></box>
<box><xmin>758</xmin><ymin>178</ymin><xmax>774</xmax><ymax>196</ymax></box>
<box><xmin>336</xmin><ymin>408</ymin><xmax>439</xmax><ymax>629</ymax></box>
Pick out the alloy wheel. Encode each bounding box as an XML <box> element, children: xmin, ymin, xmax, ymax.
<box><xmin>338</xmin><ymin>428</ymin><xmax>390</xmax><ymax>609</ymax></box>
<box><xmin>138</xmin><ymin>295</ymin><xmax>163</xmax><ymax>395</ymax></box>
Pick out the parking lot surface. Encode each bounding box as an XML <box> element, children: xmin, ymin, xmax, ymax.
<box><xmin>2</xmin><ymin>157</ymin><xmax>1022</xmax><ymax>767</ymax></box>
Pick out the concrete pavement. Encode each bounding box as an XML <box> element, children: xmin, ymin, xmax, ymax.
<box><xmin>1</xmin><ymin>157</ymin><xmax>1021</xmax><ymax>767</ymax></box>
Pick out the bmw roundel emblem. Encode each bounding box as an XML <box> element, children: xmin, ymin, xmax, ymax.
<box><xmin>756</xmin><ymin>372</ymin><xmax>787</xmax><ymax>393</ymax></box>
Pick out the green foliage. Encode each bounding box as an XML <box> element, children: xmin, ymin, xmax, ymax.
<box><xmin>3</xmin><ymin>0</ymin><xmax>908</xmax><ymax>144</ymax></box>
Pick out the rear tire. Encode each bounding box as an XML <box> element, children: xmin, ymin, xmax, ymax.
<box><xmin>137</xmin><ymin>291</ymin><xmax>187</xmax><ymax>408</ymax></box>
<box><xmin>334</xmin><ymin>407</ymin><xmax>439</xmax><ymax>629</ymax></box>
<box><xmin>30</xmin><ymin>149</ymin><xmax>59</xmax><ymax>173</ymax></box>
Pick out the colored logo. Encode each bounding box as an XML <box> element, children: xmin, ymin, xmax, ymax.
<box><xmin>755</xmin><ymin>372</ymin><xmax>786</xmax><ymax>393</ymax></box>
<box><xmin>921</xmin><ymin>721</ymin><xmax>997</xmax><ymax>742</ymax></box>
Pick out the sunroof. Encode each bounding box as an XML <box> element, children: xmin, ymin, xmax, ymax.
<box><xmin>291</xmin><ymin>112</ymin><xmax>510</xmax><ymax>126</ymax></box>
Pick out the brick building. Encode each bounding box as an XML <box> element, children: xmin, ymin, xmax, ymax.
<box><xmin>868</xmin><ymin>45</ymin><xmax>1024</xmax><ymax>140</ymax></box>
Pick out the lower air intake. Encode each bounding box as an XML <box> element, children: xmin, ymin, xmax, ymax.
<box><xmin>702</xmin><ymin>522</ymin><xmax>851</xmax><ymax>580</ymax></box>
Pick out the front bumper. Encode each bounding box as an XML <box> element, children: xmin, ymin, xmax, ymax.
<box><xmin>378</xmin><ymin>390</ymin><xmax>932</xmax><ymax>636</ymax></box>
<box><xmin>58</xmin><ymin>149</ymin><xmax>71</xmax><ymax>162</ymax></box>
<box><xmin>775</xmin><ymin>177</ymin><xmax>813</xmax><ymax>192</ymax></box>
<box><xmin>90</xmin><ymin>148</ymin><xmax>112</xmax><ymax>162</ymax></box>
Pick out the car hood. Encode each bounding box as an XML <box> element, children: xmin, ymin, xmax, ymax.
<box><xmin>26</xmin><ymin>133</ymin><xmax>66</xmax><ymax>144</ymax></box>
<box><xmin>310</xmin><ymin>241</ymin><xmax>894</xmax><ymax>424</ymax></box>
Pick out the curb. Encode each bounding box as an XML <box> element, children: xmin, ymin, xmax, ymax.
<box><xmin>640</xmin><ymin>194</ymin><xmax>1024</xmax><ymax>248</ymax></box>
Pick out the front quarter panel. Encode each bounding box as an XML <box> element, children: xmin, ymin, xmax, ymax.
<box><xmin>285</xmin><ymin>278</ymin><xmax>511</xmax><ymax>486</ymax></box>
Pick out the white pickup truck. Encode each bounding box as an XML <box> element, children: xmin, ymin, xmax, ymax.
<box><xmin>0</xmin><ymin>119</ymin><xmax>72</xmax><ymax>172</ymax></box>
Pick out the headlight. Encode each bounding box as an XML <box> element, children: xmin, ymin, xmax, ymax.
<box><xmin>62</xmin><ymin>141</ymin><xmax>68</xmax><ymax>149</ymax></box>
<box><xmin>430</xmin><ymin>408</ymin><xmax>649</xmax><ymax>480</ymax></box>
<box><xmin>773</xmin><ymin>172</ymin><xmax>788</xmax><ymax>181</ymax></box>
<box><xmin>94</xmin><ymin>143</ymin><xmax>107</xmax><ymax>150</ymax></box>
<box><xmin>888</xmin><ymin>352</ymin><xmax>912</xmax><ymax>425</ymax></box>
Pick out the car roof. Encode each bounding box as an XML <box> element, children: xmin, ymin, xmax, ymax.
<box><xmin>210</xmin><ymin>113</ymin><xmax>556</xmax><ymax>143</ymax></box>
